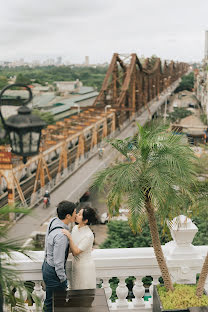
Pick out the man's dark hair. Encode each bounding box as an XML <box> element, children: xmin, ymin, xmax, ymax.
<box><xmin>57</xmin><ymin>201</ymin><xmax>76</xmax><ymax>220</ymax></box>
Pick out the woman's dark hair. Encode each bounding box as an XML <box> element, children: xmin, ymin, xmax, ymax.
<box><xmin>57</xmin><ymin>201</ymin><xmax>76</xmax><ymax>220</ymax></box>
<box><xmin>82</xmin><ymin>206</ymin><xmax>97</xmax><ymax>225</ymax></box>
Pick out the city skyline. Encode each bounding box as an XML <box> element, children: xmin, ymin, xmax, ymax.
<box><xmin>0</xmin><ymin>0</ymin><xmax>208</xmax><ymax>64</ymax></box>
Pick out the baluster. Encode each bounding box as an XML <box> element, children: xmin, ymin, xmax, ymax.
<box><xmin>15</xmin><ymin>287</ymin><xmax>28</xmax><ymax>309</ymax></box>
<box><xmin>32</xmin><ymin>281</ymin><xmax>45</xmax><ymax>311</ymax></box>
<box><xmin>115</xmin><ymin>277</ymin><xmax>129</xmax><ymax>308</ymax></box>
<box><xmin>102</xmin><ymin>278</ymin><xmax>112</xmax><ymax>308</ymax></box>
<box><xmin>149</xmin><ymin>276</ymin><xmax>160</xmax><ymax>306</ymax></box>
<box><xmin>132</xmin><ymin>276</ymin><xmax>145</xmax><ymax>308</ymax></box>
<box><xmin>3</xmin><ymin>303</ymin><xmax>9</xmax><ymax>312</ymax></box>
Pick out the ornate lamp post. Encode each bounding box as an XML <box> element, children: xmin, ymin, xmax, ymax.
<box><xmin>0</xmin><ymin>84</ymin><xmax>46</xmax><ymax>163</ymax></box>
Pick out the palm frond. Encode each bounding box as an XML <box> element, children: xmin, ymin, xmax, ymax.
<box><xmin>127</xmin><ymin>190</ymin><xmax>146</xmax><ymax>233</ymax></box>
<box><xmin>107</xmin><ymin>136</ymin><xmax>133</xmax><ymax>157</ymax></box>
<box><xmin>0</xmin><ymin>205</ymin><xmax>30</xmax><ymax>217</ymax></box>
<box><xmin>93</xmin><ymin>122</ymin><xmax>200</xmax><ymax>232</ymax></box>
<box><xmin>0</xmin><ymin>205</ymin><xmax>38</xmax><ymax>311</ymax></box>
<box><xmin>93</xmin><ymin>161</ymin><xmax>139</xmax><ymax>193</ymax></box>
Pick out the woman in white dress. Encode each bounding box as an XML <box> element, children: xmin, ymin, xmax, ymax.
<box><xmin>62</xmin><ymin>207</ymin><xmax>97</xmax><ymax>290</ymax></box>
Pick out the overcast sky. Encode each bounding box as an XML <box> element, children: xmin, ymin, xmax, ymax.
<box><xmin>0</xmin><ymin>0</ymin><xmax>207</xmax><ymax>64</ymax></box>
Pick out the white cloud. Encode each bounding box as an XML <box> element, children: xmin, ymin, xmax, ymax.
<box><xmin>0</xmin><ymin>0</ymin><xmax>207</xmax><ymax>62</ymax></box>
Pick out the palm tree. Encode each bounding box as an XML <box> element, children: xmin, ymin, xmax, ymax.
<box><xmin>196</xmin><ymin>253</ymin><xmax>208</xmax><ymax>297</ymax></box>
<box><xmin>0</xmin><ymin>205</ymin><xmax>39</xmax><ymax>311</ymax></box>
<box><xmin>93</xmin><ymin>123</ymin><xmax>197</xmax><ymax>292</ymax></box>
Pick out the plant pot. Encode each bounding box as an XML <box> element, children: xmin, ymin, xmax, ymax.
<box><xmin>153</xmin><ymin>285</ymin><xmax>208</xmax><ymax>312</ymax></box>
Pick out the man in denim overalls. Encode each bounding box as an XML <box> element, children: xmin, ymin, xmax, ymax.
<box><xmin>42</xmin><ymin>201</ymin><xmax>76</xmax><ymax>312</ymax></box>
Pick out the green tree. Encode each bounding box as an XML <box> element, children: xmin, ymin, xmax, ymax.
<box><xmin>200</xmin><ymin>113</ymin><xmax>208</xmax><ymax>125</ymax></box>
<box><xmin>174</xmin><ymin>72</ymin><xmax>194</xmax><ymax>93</ymax></box>
<box><xmin>101</xmin><ymin>206</ymin><xmax>208</xmax><ymax>250</ymax></box>
<box><xmin>192</xmin><ymin>179</ymin><xmax>208</xmax><ymax>296</ymax></box>
<box><xmin>0</xmin><ymin>66</ymin><xmax>108</xmax><ymax>91</ymax></box>
<box><xmin>168</xmin><ymin>107</ymin><xmax>193</xmax><ymax>123</ymax></box>
<box><xmin>0</xmin><ymin>76</ymin><xmax>8</xmax><ymax>90</ymax></box>
<box><xmin>93</xmin><ymin>123</ymin><xmax>197</xmax><ymax>292</ymax></box>
<box><xmin>100</xmin><ymin>219</ymin><xmax>171</xmax><ymax>249</ymax></box>
<box><xmin>15</xmin><ymin>73</ymin><xmax>31</xmax><ymax>85</ymax></box>
<box><xmin>32</xmin><ymin>109</ymin><xmax>55</xmax><ymax>125</ymax></box>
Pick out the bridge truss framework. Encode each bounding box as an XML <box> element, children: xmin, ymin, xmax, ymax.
<box><xmin>0</xmin><ymin>53</ymin><xmax>188</xmax><ymax>215</ymax></box>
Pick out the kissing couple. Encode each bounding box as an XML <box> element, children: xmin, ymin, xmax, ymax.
<box><xmin>42</xmin><ymin>200</ymin><xmax>97</xmax><ymax>312</ymax></box>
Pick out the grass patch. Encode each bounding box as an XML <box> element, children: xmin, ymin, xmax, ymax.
<box><xmin>157</xmin><ymin>284</ymin><xmax>208</xmax><ymax>310</ymax></box>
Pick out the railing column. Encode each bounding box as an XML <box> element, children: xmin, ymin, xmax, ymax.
<box><xmin>115</xmin><ymin>277</ymin><xmax>128</xmax><ymax>308</ymax></box>
<box><xmin>149</xmin><ymin>275</ymin><xmax>160</xmax><ymax>306</ymax></box>
<box><xmin>15</xmin><ymin>288</ymin><xmax>28</xmax><ymax>310</ymax></box>
<box><xmin>132</xmin><ymin>276</ymin><xmax>145</xmax><ymax>308</ymax></box>
<box><xmin>102</xmin><ymin>277</ymin><xmax>112</xmax><ymax>308</ymax></box>
<box><xmin>32</xmin><ymin>281</ymin><xmax>45</xmax><ymax>311</ymax></box>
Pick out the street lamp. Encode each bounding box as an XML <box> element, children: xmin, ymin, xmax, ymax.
<box><xmin>0</xmin><ymin>84</ymin><xmax>46</xmax><ymax>164</ymax></box>
<box><xmin>73</xmin><ymin>103</ymin><xmax>80</xmax><ymax>115</ymax></box>
<box><xmin>105</xmin><ymin>105</ymin><xmax>111</xmax><ymax>114</ymax></box>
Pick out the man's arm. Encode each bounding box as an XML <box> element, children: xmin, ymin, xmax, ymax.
<box><xmin>53</xmin><ymin>234</ymin><xmax>68</xmax><ymax>283</ymax></box>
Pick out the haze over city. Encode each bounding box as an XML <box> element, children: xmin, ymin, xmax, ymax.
<box><xmin>0</xmin><ymin>0</ymin><xmax>208</xmax><ymax>64</ymax></box>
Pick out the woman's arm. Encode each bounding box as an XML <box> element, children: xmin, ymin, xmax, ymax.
<box><xmin>62</xmin><ymin>229</ymin><xmax>82</xmax><ymax>256</ymax></box>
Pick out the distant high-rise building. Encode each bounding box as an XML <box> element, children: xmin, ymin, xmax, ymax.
<box><xmin>57</xmin><ymin>56</ymin><xmax>62</xmax><ymax>65</ymax></box>
<box><xmin>205</xmin><ymin>31</ymin><xmax>208</xmax><ymax>60</ymax></box>
<box><xmin>85</xmin><ymin>56</ymin><xmax>89</xmax><ymax>66</ymax></box>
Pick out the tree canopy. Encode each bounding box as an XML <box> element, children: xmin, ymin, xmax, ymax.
<box><xmin>0</xmin><ymin>76</ymin><xmax>8</xmax><ymax>90</ymax></box>
<box><xmin>32</xmin><ymin>109</ymin><xmax>55</xmax><ymax>125</ymax></box>
<box><xmin>0</xmin><ymin>66</ymin><xmax>108</xmax><ymax>91</ymax></box>
<box><xmin>168</xmin><ymin>107</ymin><xmax>193</xmax><ymax>123</ymax></box>
<box><xmin>174</xmin><ymin>72</ymin><xmax>194</xmax><ymax>93</ymax></box>
<box><xmin>15</xmin><ymin>73</ymin><xmax>31</xmax><ymax>85</ymax></box>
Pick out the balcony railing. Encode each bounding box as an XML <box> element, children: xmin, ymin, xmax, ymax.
<box><xmin>3</xmin><ymin>215</ymin><xmax>208</xmax><ymax>312</ymax></box>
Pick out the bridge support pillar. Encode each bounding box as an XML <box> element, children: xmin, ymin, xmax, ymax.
<box><xmin>56</xmin><ymin>168</ymin><xmax>68</xmax><ymax>184</ymax></box>
<box><xmin>30</xmin><ymin>192</ymin><xmax>38</xmax><ymax>206</ymax></box>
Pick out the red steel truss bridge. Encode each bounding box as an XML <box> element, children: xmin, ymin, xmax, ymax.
<box><xmin>0</xmin><ymin>53</ymin><xmax>188</xmax><ymax>214</ymax></box>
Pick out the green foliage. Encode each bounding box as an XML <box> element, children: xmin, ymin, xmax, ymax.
<box><xmin>200</xmin><ymin>113</ymin><xmax>208</xmax><ymax>125</ymax></box>
<box><xmin>0</xmin><ymin>76</ymin><xmax>8</xmax><ymax>90</ymax></box>
<box><xmin>100</xmin><ymin>203</ymin><xmax>208</xmax><ymax>250</ymax></box>
<box><xmin>99</xmin><ymin>220</ymin><xmax>171</xmax><ymax>249</ymax></box>
<box><xmin>32</xmin><ymin>109</ymin><xmax>55</xmax><ymax>125</ymax></box>
<box><xmin>93</xmin><ymin>122</ymin><xmax>198</xmax><ymax>234</ymax></box>
<box><xmin>175</xmin><ymin>72</ymin><xmax>194</xmax><ymax>93</ymax></box>
<box><xmin>168</xmin><ymin>107</ymin><xmax>193</xmax><ymax>123</ymax></box>
<box><xmin>0</xmin><ymin>205</ymin><xmax>40</xmax><ymax>311</ymax></box>
<box><xmin>195</xmin><ymin>150</ymin><xmax>208</xmax><ymax>176</ymax></box>
<box><xmin>148</xmin><ymin>55</ymin><xmax>158</xmax><ymax>67</ymax></box>
<box><xmin>158</xmin><ymin>284</ymin><xmax>208</xmax><ymax>309</ymax></box>
<box><xmin>192</xmin><ymin>204</ymin><xmax>208</xmax><ymax>246</ymax></box>
<box><xmin>0</xmin><ymin>66</ymin><xmax>108</xmax><ymax>91</ymax></box>
<box><xmin>15</xmin><ymin>73</ymin><xmax>31</xmax><ymax>85</ymax></box>
<box><xmin>93</xmin><ymin>121</ymin><xmax>202</xmax><ymax>292</ymax></box>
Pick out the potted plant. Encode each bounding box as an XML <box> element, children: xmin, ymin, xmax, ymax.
<box><xmin>93</xmin><ymin>122</ymin><xmax>208</xmax><ymax>310</ymax></box>
<box><xmin>153</xmin><ymin>284</ymin><xmax>208</xmax><ymax>312</ymax></box>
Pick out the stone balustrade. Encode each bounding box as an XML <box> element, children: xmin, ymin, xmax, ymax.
<box><xmin>3</xmin><ymin>215</ymin><xmax>208</xmax><ymax>312</ymax></box>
